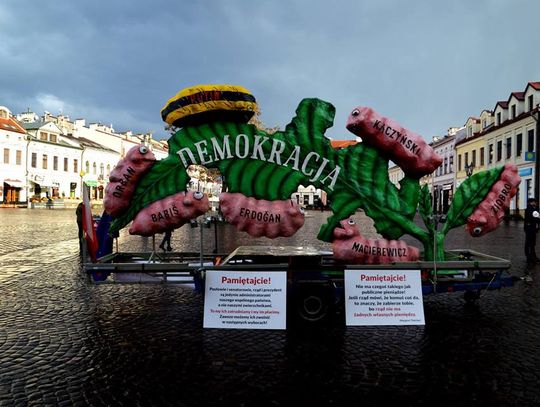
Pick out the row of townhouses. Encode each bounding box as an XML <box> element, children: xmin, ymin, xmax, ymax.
<box><xmin>0</xmin><ymin>106</ymin><xmax>170</xmax><ymax>207</ymax></box>
<box><xmin>0</xmin><ymin>105</ymin><xmax>295</xmax><ymax>211</ymax></box>
<box><xmin>390</xmin><ymin>81</ymin><xmax>540</xmax><ymax>215</ymax></box>
<box><xmin>3</xmin><ymin>81</ymin><xmax>539</xmax><ymax>214</ymax></box>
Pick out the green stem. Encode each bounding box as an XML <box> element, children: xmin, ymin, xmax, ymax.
<box><xmin>423</xmin><ymin>231</ymin><xmax>446</xmax><ymax>261</ymax></box>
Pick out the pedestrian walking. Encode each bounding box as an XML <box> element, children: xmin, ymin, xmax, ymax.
<box><xmin>524</xmin><ymin>197</ymin><xmax>540</xmax><ymax>264</ymax></box>
<box><xmin>159</xmin><ymin>230</ymin><xmax>173</xmax><ymax>251</ymax></box>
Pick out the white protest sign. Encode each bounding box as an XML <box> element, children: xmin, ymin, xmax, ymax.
<box><xmin>203</xmin><ymin>270</ymin><xmax>287</xmax><ymax>330</ymax></box>
<box><xmin>345</xmin><ymin>269</ymin><xmax>425</xmax><ymax>326</ymax></box>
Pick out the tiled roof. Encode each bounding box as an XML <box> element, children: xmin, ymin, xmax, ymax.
<box><xmin>528</xmin><ymin>81</ymin><xmax>540</xmax><ymax>90</ymax></box>
<box><xmin>330</xmin><ymin>140</ymin><xmax>357</xmax><ymax>149</ymax></box>
<box><xmin>0</xmin><ymin>117</ymin><xmax>26</xmax><ymax>134</ymax></box>
<box><xmin>508</xmin><ymin>92</ymin><xmax>525</xmax><ymax>101</ymax></box>
<box><xmin>495</xmin><ymin>101</ymin><xmax>508</xmax><ymax>109</ymax></box>
<box><xmin>63</xmin><ymin>134</ymin><xmax>117</xmax><ymax>153</ymax></box>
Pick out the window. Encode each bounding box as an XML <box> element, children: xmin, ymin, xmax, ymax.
<box><xmin>449</xmin><ymin>156</ymin><xmax>453</xmax><ymax>172</ymax></box>
<box><xmin>506</xmin><ymin>137</ymin><xmax>512</xmax><ymax>159</ymax></box>
<box><xmin>50</xmin><ymin>134</ymin><xmax>57</xmax><ymax>143</ymax></box>
<box><xmin>488</xmin><ymin>144</ymin><xmax>494</xmax><ymax>164</ymax></box>
<box><xmin>16</xmin><ymin>150</ymin><xmax>21</xmax><ymax>165</ymax></box>
<box><xmin>92</xmin><ymin>162</ymin><xmax>97</xmax><ymax>175</ymax></box>
<box><xmin>3</xmin><ymin>148</ymin><xmax>9</xmax><ymax>164</ymax></box>
<box><xmin>527</xmin><ymin>179</ymin><xmax>532</xmax><ymax>199</ymax></box>
<box><xmin>42</xmin><ymin>154</ymin><xmax>48</xmax><ymax>169</ymax></box>
<box><xmin>497</xmin><ymin>141</ymin><xmax>502</xmax><ymax>161</ymax></box>
<box><xmin>64</xmin><ymin>157</ymin><xmax>68</xmax><ymax>172</ymax></box>
<box><xmin>73</xmin><ymin>159</ymin><xmax>78</xmax><ymax>173</ymax></box>
<box><xmin>472</xmin><ymin>150</ymin><xmax>476</xmax><ymax>166</ymax></box>
<box><xmin>497</xmin><ymin>112</ymin><xmax>501</xmax><ymax>125</ymax></box>
<box><xmin>40</xmin><ymin>132</ymin><xmax>48</xmax><ymax>141</ymax></box>
<box><xmin>465</xmin><ymin>152</ymin><xmax>469</xmax><ymax>167</ymax></box>
<box><xmin>100</xmin><ymin>163</ymin><xmax>104</xmax><ymax>177</ymax></box>
<box><xmin>516</xmin><ymin>133</ymin><xmax>523</xmax><ymax>157</ymax></box>
<box><xmin>511</xmin><ymin>105</ymin><xmax>516</xmax><ymax>119</ymax></box>
<box><xmin>53</xmin><ymin>156</ymin><xmax>58</xmax><ymax>171</ymax></box>
<box><xmin>528</xmin><ymin>129</ymin><xmax>535</xmax><ymax>152</ymax></box>
<box><xmin>106</xmin><ymin>164</ymin><xmax>111</xmax><ymax>177</ymax></box>
<box><xmin>480</xmin><ymin>147</ymin><xmax>485</xmax><ymax>166</ymax></box>
<box><xmin>458</xmin><ymin>154</ymin><xmax>462</xmax><ymax>171</ymax></box>
<box><xmin>444</xmin><ymin>157</ymin><xmax>448</xmax><ymax>174</ymax></box>
<box><xmin>85</xmin><ymin>161</ymin><xmax>90</xmax><ymax>173</ymax></box>
<box><xmin>529</xmin><ymin>95</ymin><xmax>534</xmax><ymax>111</ymax></box>
<box><xmin>31</xmin><ymin>152</ymin><xmax>37</xmax><ymax>168</ymax></box>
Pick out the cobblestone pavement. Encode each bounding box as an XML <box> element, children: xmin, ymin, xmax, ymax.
<box><xmin>1</xmin><ymin>209</ymin><xmax>540</xmax><ymax>406</ymax></box>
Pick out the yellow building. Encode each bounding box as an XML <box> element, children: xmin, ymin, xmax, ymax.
<box><xmin>455</xmin><ymin>117</ymin><xmax>487</xmax><ymax>188</ymax></box>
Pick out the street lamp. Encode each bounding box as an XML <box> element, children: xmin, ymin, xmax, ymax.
<box><xmin>79</xmin><ymin>170</ymin><xmax>86</xmax><ymax>198</ymax></box>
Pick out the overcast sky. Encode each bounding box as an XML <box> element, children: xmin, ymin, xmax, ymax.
<box><xmin>1</xmin><ymin>0</ymin><xmax>539</xmax><ymax>141</ymax></box>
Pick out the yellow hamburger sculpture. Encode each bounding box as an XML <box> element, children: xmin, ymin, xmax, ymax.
<box><xmin>161</xmin><ymin>84</ymin><xmax>258</xmax><ymax>128</ymax></box>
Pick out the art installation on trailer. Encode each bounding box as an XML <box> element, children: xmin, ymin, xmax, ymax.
<box><xmin>99</xmin><ymin>84</ymin><xmax>520</xmax><ymax>264</ymax></box>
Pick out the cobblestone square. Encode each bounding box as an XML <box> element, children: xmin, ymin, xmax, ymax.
<box><xmin>1</xmin><ymin>209</ymin><xmax>539</xmax><ymax>406</ymax></box>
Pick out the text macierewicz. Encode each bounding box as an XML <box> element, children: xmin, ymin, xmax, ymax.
<box><xmin>176</xmin><ymin>134</ymin><xmax>341</xmax><ymax>190</ymax></box>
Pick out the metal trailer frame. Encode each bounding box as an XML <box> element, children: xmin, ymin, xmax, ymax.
<box><xmin>83</xmin><ymin>247</ymin><xmax>516</xmax><ymax>322</ymax></box>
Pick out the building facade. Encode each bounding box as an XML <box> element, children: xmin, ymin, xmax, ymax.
<box><xmin>1</xmin><ymin>105</ymin><xmax>170</xmax><ymax>206</ymax></box>
<box><xmin>431</xmin><ymin>131</ymin><xmax>457</xmax><ymax>213</ymax></box>
<box><xmin>0</xmin><ymin>106</ymin><xmax>28</xmax><ymax>204</ymax></box>
<box><xmin>483</xmin><ymin>82</ymin><xmax>540</xmax><ymax>212</ymax></box>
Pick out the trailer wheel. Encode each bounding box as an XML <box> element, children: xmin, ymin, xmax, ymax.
<box><xmin>293</xmin><ymin>283</ymin><xmax>333</xmax><ymax>323</ymax></box>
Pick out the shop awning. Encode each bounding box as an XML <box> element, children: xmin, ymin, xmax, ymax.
<box><xmin>30</xmin><ymin>174</ymin><xmax>55</xmax><ymax>187</ymax></box>
<box><xmin>85</xmin><ymin>180</ymin><xmax>98</xmax><ymax>187</ymax></box>
<box><xmin>4</xmin><ymin>179</ymin><xmax>25</xmax><ymax>188</ymax></box>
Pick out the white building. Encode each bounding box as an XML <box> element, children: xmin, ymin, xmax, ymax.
<box><xmin>431</xmin><ymin>131</ymin><xmax>458</xmax><ymax>213</ymax></box>
<box><xmin>0</xmin><ymin>106</ymin><xmax>28</xmax><ymax>205</ymax></box>
<box><xmin>22</xmin><ymin>120</ymin><xmax>84</xmax><ymax>201</ymax></box>
<box><xmin>388</xmin><ymin>164</ymin><xmax>404</xmax><ymax>187</ymax></box>
<box><xmin>0</xmin><ymin>102</ymin><xmax>178</xmax><ymax>208</ymax></box>
<box><xmin>9</xmin><ymin>108</ymin><xmax>170</xmax><ymax>205</ymax></box>
<box><xmin>483</xmin><ymin>82</ymin><xmax>540</xmax><ymax>211</ymax></box>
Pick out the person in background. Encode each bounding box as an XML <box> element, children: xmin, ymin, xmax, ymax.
<box><xmin>76</xmin><ymin>202</ymin><xmax>84</xmax><ymax>253</ymax></box>
<box><xmin>159</xmin><ymin>230</ymin><xmax>173</xmax><ymax>251</ymax></box>
<box><xmin>524</xmin><ymin>197</ymin><xmax>540</xmax><ymax>265</ymax></box>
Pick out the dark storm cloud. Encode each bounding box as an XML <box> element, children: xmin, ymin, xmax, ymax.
<box><xmin>1</xmin><ymin>0</ymin><xmax>539</xmax><ymax>140</ymax></box>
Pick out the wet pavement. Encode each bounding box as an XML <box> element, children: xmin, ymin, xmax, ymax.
<box><xmin>0</xmin><ymin>208</ymin><xmax>540</xmax><ymax>406</ymax></box>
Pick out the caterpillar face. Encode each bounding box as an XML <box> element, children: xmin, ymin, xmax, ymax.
<box><xmin>139</xmin><ymin>145</ymin><xmax>149</xmax><ymax>154</ymax></box>
<box><xmin>472</xmin><ymin>226</ymin><xmax>483</xmax><ymax>236</ymax></box>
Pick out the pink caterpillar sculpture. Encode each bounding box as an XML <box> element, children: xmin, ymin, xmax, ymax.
<box><xmin>219</xmin><ymin>192</ymin><xmax>305</xmax><ymax>238</ymax></box>
<box><xmin>104</xmin><ymin>145</ymin><xmax>156</xmax><ymax>217</ymax></box>
<box><xmin>332</xmin><ymin>218</ymin><xmax>420</xmax><ymax>264</ymax></box>
<box><xmin>129</xmin><ymin>191</ymin><xmax>210</xmax><ymax>236</ymax></box>
<box><xmin>346</xmin><ymin>106</ymin><xmax>442</xmax><ymax>178</ymax></box>
<box><xmin>466</xmin><ymin>164</ymin><xmax>520</xmax><ymax>237</ymax></box>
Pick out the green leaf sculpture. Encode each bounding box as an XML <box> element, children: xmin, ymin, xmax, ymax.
<box><xmin>441</xmin><ymin>167</ymin><xmax>504</xmax><ymax>234</ymax></box>
<box><xmin>110</xmin><ymin>95</ymin><xmax>514</xmax><ymax>261</ymax></box>
<box><xmin>418</xmin><ymin>184</ymin><xmax>434</xmax><ymax>231</ymax></box>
